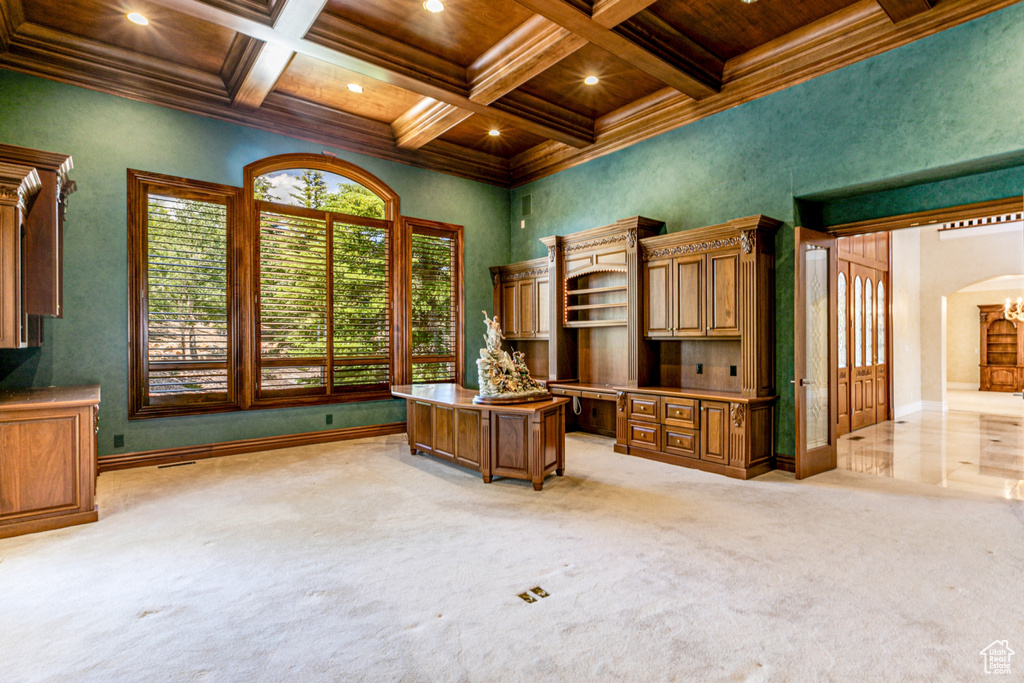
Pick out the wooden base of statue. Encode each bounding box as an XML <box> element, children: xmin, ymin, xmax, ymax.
<box><xmin>472</xmin><ymin>392</ymin><xmax>551</xmax><ymax>405</ymax></box>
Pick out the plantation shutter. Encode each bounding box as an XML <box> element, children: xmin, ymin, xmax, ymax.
<box><xmin>255</xmin><ymin>200</ymin><xmax>393</xmax><ymax>399</ymax></box>
<box><xmin>411</xmin><ymin>223</ymin><xmax>460</xmax><ymax>383</ymax></box>
<box><xmin>145</xmin><ymin>193</ymin><xmax>230</xmax><ymax>402</ymax></box>
<box><xmin>333</xmin><ymin>218</ymin><xmax>391</xmax><ymax>389</ymax></box>
<box><xmin>257</xmin><ymin>202</ymin><xmax>328</xmax><ymax>395</ymax></box>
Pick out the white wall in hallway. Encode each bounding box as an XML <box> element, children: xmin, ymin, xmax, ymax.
<box><xmin>891</xmin><ymin>228</ymin><xmax>922</xmax><ymax>414</ymax></box>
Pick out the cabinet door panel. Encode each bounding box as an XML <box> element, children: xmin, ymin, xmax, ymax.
<box><xmin>433</xmin><ymin>406</ymin><xmax>455</xmax><ymax>459</ymax></box>
<box><xmin>700</xmin><ymin>401</ymin><xmax>729</xmax><ymax>464</ymax></box>
<box><xmin>644</xmin><ymin>261</ymin><xmax>672</xmax><ymax>337</ymax></box>
<box><xmin>493</xmin><ymin>413</ymin><xmax>529</xmax><ymax>474</ymax></box>
<box><xmin>536</xmin><ymin>277</ymin><xmax>549</xmax><ymax>336</ymax></box>
<box><xmin>455</xmin><ymin>409</ymin><xmax>482</xmax><ymax>468</ymax></box>
<box><xmin>707</xmin><ymin>252</ymin><xmax>739</xmax><ymax>336</ymax></box>
<box><xmin>412</xmin><ymin>401</ymin><xmax>433</xmax><ymax>452</ymax></box>
<box><xmin>0</xmin><ymin>416</ymin><xmax>78</xmax><ymax>515</ymax></box>
<box><xmin>501</xmin><ymin>283</ymin><xmax>518</xmax><ymax>337</ymax></box>
<box><xmin>673</xmin><ymin>256</ymin><xmax>705</xmax><ymax>336</ymax></box>
<box><xmin>518</xmin><ymin>280</ymin><xmax>535</xmax><ymax>337</ymax></box>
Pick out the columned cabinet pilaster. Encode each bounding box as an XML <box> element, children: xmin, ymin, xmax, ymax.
<box><xmin>0</xmin><ymin>163</ymin><xmax>41</xmax><ymax>349</ymax></box>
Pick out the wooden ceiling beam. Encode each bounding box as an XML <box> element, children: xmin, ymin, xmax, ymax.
<box><xmin>511</xmin><ymin>0</ymin><xmax>722</xmax><ymax>100</ymax></box>
<box><xmin>223</xmin><ymin>0</ymin><xmax>326</xmax><ymax>111</ymax></box>
<box><xmin>159</xmin><ymin>0</ymin><xmax>592</xmax><ymax>147</ymax></box>
<box><xmin>393</xmin><ymin>0</ymin><xmax>657</xmax><ymax>151</ymax></box>
<box><xmin>0</xmin><ymin>22</ymin><xmax>512</xmax><ymax>186</ymax></box>
<box><xmin>876</xmin><ymin>0</ymin><xmax>933</xmax><ymax>23</ymax></box>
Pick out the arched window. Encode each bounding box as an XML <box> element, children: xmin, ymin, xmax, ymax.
<box><xmin>877</xmin><ymin>281</ymin><xmax>885</xmax><ymax>364</ymax></box>
<box><xmin>245</xmin><ymin>154</ymin><xmax>400</xmax><ymax>402</ymax></box>
<box><xmin>865</xmin><ymin>278</ymin><xmax>873</xmax><ymax>365</ymax></box>
<box><xmin>837</xmin><ymin>272</ymin><xmax>847</xmax><ymax>369</ymax></box>
<box><xmin>854</xmin><ymin>275</ymin><xmax>863</xmax><ymax>367</ymax></box>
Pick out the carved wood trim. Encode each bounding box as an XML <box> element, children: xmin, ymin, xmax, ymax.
<box><xmin>643</xmin><ymin>236</ymin><xmax>743</xmax><ymax>259</ymax></box>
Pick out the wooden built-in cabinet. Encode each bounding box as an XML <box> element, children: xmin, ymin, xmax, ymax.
<box><xmin>979</xmin><ymin>304</ymin><xmax>1024</xmax><ymax>392</ymax></box>
<box><xmin>0</xmin><ymin>144</ymin><xmax>75</xmax><ymax>349</ymax></box>
<box><xmin>490</xmin><ymin>214</ymin><xmax>779</xmax><ymax>480</ymax></box>
<box><xmin>0</xmin><ymin>385</ymin><xmax>100</xmax><ymax>538</ymax></box>
<box><xmin>617</xmin><ymin>388</ymin><xmax>774</xmax><ymax>479</ymax></box>
<box><xmin>491</xmin><ymin>259</ymin><xmax>549</xmax><ymax>340</ymax></box>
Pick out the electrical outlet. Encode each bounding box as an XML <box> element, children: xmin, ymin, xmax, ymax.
<box><xmin>326</xmin><ymin>414</ymin><xmax>333</xmax><ymax>425</ymax></box>
<box><xmin>730</xmin><ymin>365</ymin><xmax>737</xmax><ymax>377</ymax></box>
<box><xmin>696</xmin><ymin>363</ymin><xmax>703</xmax><ymax>375</ymax></box>
<box><xmin>114</xmin><ymin>434</ymin><xmax>124</xmax><ymax>448</ymax></box>
<box><xmin>591</xmin><ymin>408</ymin><xmax>597</xmax><ymax>418</ymax></box>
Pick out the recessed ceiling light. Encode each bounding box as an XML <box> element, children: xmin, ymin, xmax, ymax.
<box><xmin>488</xmin><ymin>129</ymin><xmax>501</xmax><ymax>137</ymax></box>
<box><xmin>741</xmin><ymin>0</ymin><xmax>757</xmax><ymax>4</ymax></box>
<box><xmin>423</xmin><ymin>0</ymin><xmax>444</xmax><ymax>12</ymax></box>
<box><xmin>584</xmin><ymin>76</ymin><xmax>599</xmax><ymax>86</ymax></box>
<box><xmin>347</xmin><ymin>83</ymin><xmax>363</xmax><ymax>93</ymax></box>
<box><xmin>126</xmin><ymin>12</ymin><xmax>149</xmax><ymax>25</ymax></box>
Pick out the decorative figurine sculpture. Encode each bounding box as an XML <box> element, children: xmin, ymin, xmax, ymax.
<box><xmin>473</xmin><ymin>311</ymin><xmax>550</xmax><ymax>404</ymax></box>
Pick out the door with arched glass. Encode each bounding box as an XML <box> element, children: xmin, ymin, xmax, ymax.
<box><xmin>837</xmin><ymin>233</ymin><xmax>891</xmax><ymax>433</ymax></box>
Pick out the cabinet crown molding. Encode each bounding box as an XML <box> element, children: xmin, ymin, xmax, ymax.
<box><xmin>0</xmin><ymin>162</ymin><xmax>41</xmax><ymax>207</ymax></box>
<box><xmin>640</xmin><ymin>214</ymin><xmax>781</xmax><ymax>260</ymax></box>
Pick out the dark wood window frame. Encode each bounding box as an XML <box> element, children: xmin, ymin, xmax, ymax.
<box><xmin>128</xmin><ymin>155</ymin><xmax>465</xmax><ymax>419</ymax></box>
<box><xmin>127</xmin><ymin>169</ymin><xmax>242</xmax><ymax>419</ymax></box>
<box><xmin>408</xmin><ymin>217</ymin><xmax>465</xmax><ymax>385</ymax></box>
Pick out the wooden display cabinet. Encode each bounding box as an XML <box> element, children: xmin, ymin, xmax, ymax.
<box><xmin>0</xmin><ymin>385</ymin><xmax>100</xmax><ymax>538</ymax></box>
<box><xmin>979</xmin><ymin>304</ymin><xmax>1024</xmax><ymax>392</ymax></box>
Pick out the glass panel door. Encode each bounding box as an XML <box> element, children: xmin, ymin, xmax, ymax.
<box><xmin>795</xmin><ymin>227</ymin><xmax>838</xmax><ymax>479</ymax></box>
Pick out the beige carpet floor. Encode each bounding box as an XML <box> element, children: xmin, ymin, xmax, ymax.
<box><xmin>1</xmin><ymin>432</ymin><xmax>1022</xmax><ymax>681</ymax></box>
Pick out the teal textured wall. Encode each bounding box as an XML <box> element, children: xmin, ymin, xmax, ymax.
<box><xmin>510</xmin><ymin>3</ymin><xmax>1024</xmax><ymax>455</ymax></box>
<box><xmin>0</xmin><ymin>69</ymin><xmax>511</xmax><ymax>456</ymax></box>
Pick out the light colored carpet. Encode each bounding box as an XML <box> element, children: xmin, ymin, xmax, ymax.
<box><xmin>1</xmin><ymin>432</ymin><xmax>1022</xmax><ymax>681</ymax></box>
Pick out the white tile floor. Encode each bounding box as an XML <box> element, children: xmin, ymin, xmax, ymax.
<box><xmin>838</xmin><ymin>391</ymin><xmax>1024</xmax><ymax>499</ymax></box>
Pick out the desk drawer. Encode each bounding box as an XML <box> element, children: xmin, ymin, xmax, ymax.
<box><xmin>581</xmin><ymin>390</ymin><xmax>614</xmax><ymax>401</ymax></box>
<box><xmin>550</xmin><ymin>387</ymin><xmax>580</xmax><ymax>397</ymax></box>
<box><xmin>627</xmin><ymin>421</ymin><xmax>661</xmax><ymax>451</ymax></box>
<box><xmin>627</xmin><ymin>394</ymin><xmax>660</xmax><ymax>422</ymax></box>
<box><xmin>663</xmin><ymin>398</ymin><xmax>698</xmax><ymax>429</ymax></box>
<box><xmin>664</xmin><ymin>428</ymin><xmax>699</xmax><ymax>458</ymax></box>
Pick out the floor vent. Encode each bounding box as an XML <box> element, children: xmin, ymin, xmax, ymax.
<box><xmin>896</xmin><ymin>421</ymin><xmax>908</xmax><ymax>424</ymax></box>
<box><xmin>846</xmin><ymin>436</ymin><xmax>865</xmax><ymax>441</ymax></box>
<box><xmin>518</xmin><ymin>586</ymin><xmax>550</xmax><ymax>603</ymax></box>
<box><xmin>158</xmin><ymin>461</ymin><xmax>197</xmax><ymax>469</ymax></box>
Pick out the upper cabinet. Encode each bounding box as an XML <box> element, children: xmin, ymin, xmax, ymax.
<box><xmin>491</xmin><ymin>258</ymin><xmax>549</xmax><ymax>340</ymax></box>
<box><xmin>641</xmin><ymin>215</ymin><xmax>780</xmax><ymax>397</ymax></box>
<box><xmin>0</xmin><ymin>144</ymin><xmax>74</xmax><ymax>349</ymax></box>
<box><xmin>645</xmin><ymin>246</ymin><xmax>740</xmax><ymax>338</ymax></box>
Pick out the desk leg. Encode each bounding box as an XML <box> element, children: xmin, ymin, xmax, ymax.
<box><xmin>481</xmin><ymin>410</ymin><xmax>492</xmax><ymax>483</ymax></box>
<box><xmin>556</xmin><ymin>405</ymin><xmax>565</xmax><ymax>476</ymax></box>
<box><xmin>531</xmin><ymin>411</ymin><xmax>544</xmax><ymax>491</ymax></box>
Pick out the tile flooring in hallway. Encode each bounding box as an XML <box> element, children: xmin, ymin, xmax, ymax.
<box><xmin>839</xmin><ymin>393</ymin><xmax>1024</xmax><ymax>499</ymax></box>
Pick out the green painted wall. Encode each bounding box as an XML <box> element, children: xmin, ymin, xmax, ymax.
<box><xmin>0</xmin><ymin>69</ymin><xmax>511</xmax><ymax>456</ymax></box>
<box><xmin>509</xmin><ymin>3</ymin><xmax>1024</xmax><ymax>456</ymax></box>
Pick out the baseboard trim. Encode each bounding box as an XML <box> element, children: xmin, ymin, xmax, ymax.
<box><xmin>920</xmin><ymin>400</ymin><xmax>948</xmax><ymax>412</ymax></box>
<box><xmin>774</xmin><ymin>454</ymin><xmax>795</xmax><ymax>473</ymax></box>
<box><xmin>98</xmin><ymin>422</ymin><xmax>407</xmax><ymax>473</ymax></box>
<box><xmin>894</xmin><ymin>401</ymin><xmax>923</xmax><ymax>419</ymax></box>
<box><xmin>947</xmin><ymin>382</ymin><xmax>980</xmax><ymax>391</ymax></box>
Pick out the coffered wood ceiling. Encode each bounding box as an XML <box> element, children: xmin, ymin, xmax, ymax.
<box><xmin>0</xmin><ymin>0</ymin><xmax>1018</xmax><ymax>187</ymax></box>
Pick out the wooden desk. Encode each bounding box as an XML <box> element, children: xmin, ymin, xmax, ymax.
<box><xmin>391</xmin><ymin>384</ymin><xmax>568</xmax><ymax>491</ymax></box>
<box><xmin>0</xmin><ymin>385</ymin><xmax>100</xmax><ymax>538</ymax></box>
